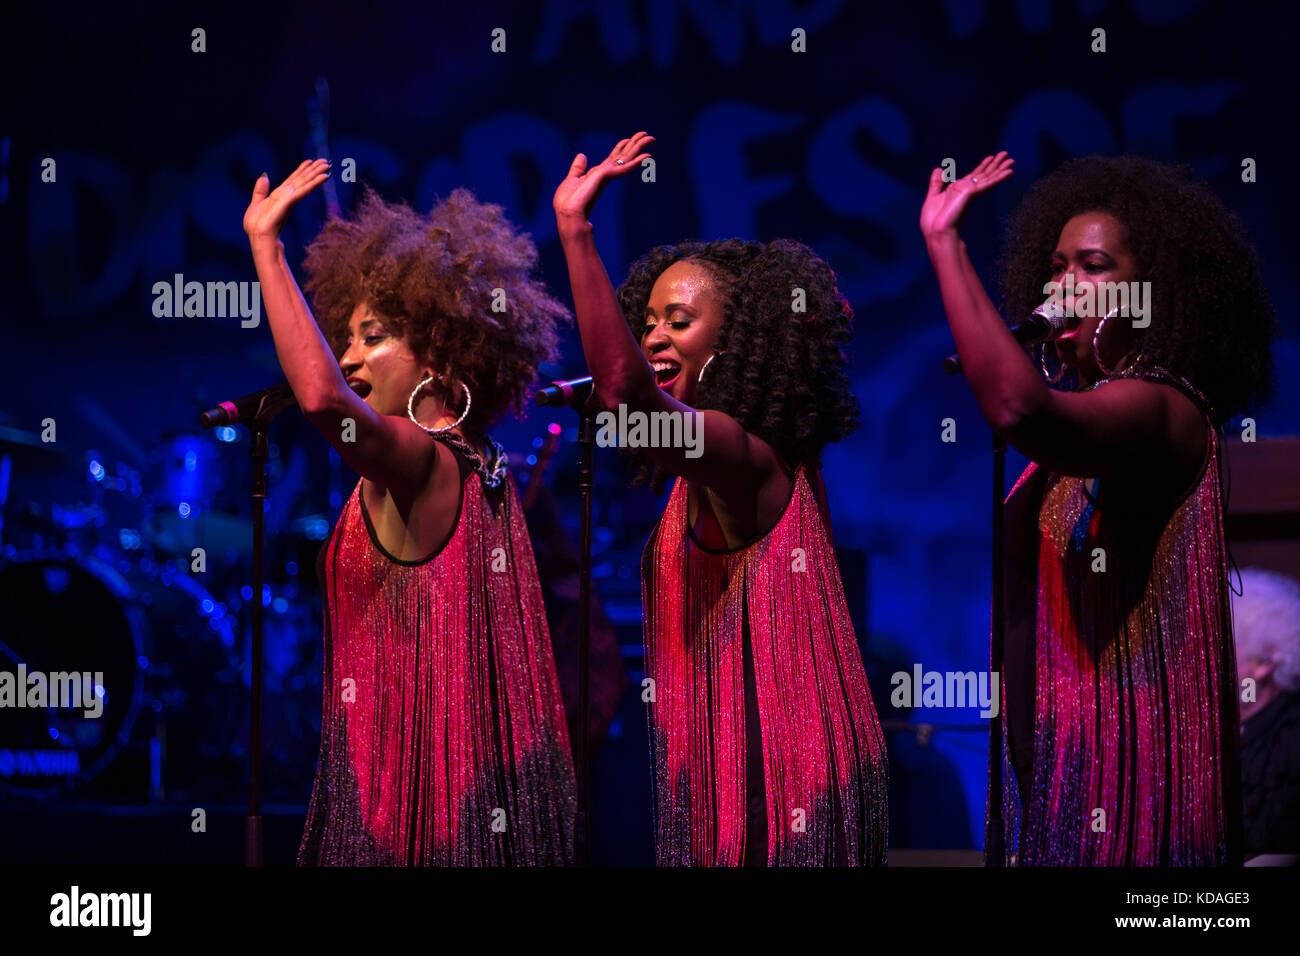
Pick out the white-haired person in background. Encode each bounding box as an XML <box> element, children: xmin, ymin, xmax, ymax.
<box><xmin>1233</xmin><ymin>567</ymin><xmax>1300</xmax><ymax>858</ymax></box>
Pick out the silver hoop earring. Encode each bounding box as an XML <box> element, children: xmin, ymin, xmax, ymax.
<box><xmin>1092</xmin><ymin>307</ymin><xmax>1141</xmax><ymax>379</ymax></box>
<box><xmin>408</xmin><ymin>373</ymin><xmax>471</xmax><ymax>433</ymax></box>
<box><xmin>697</xmin><ymin>350</ymin><xmax>722</xmax><ymax>384</ymax></box>
<box><xmin>1039</xmin><ymin>341</ymin><xmax>1066</xmax><ymax>385</ymax></box>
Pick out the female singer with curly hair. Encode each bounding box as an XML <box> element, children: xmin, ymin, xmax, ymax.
<box><xmin>243</xmin><ymin>161</ymin><xmax>575</xmax><ymax>865</ymax></box>
<box><xmin>921</xmin><ymin>152</ymin><xmax>1276</xmax><ymax>865</ymax></box>
<box><xmin>554</xmin><ymin>133</ymin><xmax>888</xmax><ymax>866</ymax></box>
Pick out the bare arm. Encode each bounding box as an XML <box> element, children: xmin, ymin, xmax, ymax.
<box><xmin>924</xmin><ymin>231</ymin><xmax>1050</xmax><ymax>432</ymax></box>
<box><xmin>1003</xmin><ymin>379</ymin><xmax>1206</xmax><ymax>484</ymax></box>
<box><xmin>244</xmin><ymin>162</ymin><xmax>440</xmax><ymax>500</ymax></box>
<box><xmin>553</xmin><ymin>134</ymin><xmax>783</xmax><ymax>499</ymax></box>
<box><xmin>920</xmin><ymin>156</ymin><xmax>1204</xmax><ymax>483</ymax></box>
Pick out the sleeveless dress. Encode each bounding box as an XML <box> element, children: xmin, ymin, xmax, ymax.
<box><xmin>993</xmin><ymin>383</ymin><xmax>1242</xmax><ymax>866</ymax></box>
<box><xmin>298</xmin><ymin>442</ymin><xmax>576</xmax><ymax>865</ymax></box>
<box><xmin>642</xmin><ymin>465</ymin><xmax>889</xmax><ymax>866</ymax></box>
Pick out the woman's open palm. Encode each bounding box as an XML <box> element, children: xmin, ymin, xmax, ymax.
<box><xmin>243</xmin><ymin>159</ymin><xmax>332</xmax><ymax>245</ymax></box>
<box><xmin>919</xmin><ymin>151</ymin><xmax>1014</xmax><ymax>240</ymax></box>
<box><xmin>553</xmin><ymin>132</ymin><xmax>654</xmax><ymax>224</ymax></box>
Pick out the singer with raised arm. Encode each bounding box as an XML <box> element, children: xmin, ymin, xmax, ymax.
<box><xmin>921</xmin><ymin>153</ymin><xmax>1276</xmax><ymax>865</ymax></box>
<box><xmin>242</xmin><ymin>161</ymin><xmax>576</xmax><ymax>865</ymax></box>
<box><xmin>554</xmin><ymin>133</ymin><xmax>888</xmax><ymax>866</ymax></box>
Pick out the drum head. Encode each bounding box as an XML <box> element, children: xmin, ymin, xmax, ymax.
<box><xmin>0</xmin><ymin>554</ymin><xmax>143</xmax><ymax>795</ymax></box>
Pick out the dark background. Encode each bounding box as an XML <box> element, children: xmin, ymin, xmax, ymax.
<box><xmin>1</xmin><ymin>0</ymin><xmax>1295</xmax><ymax>864</ymax></box>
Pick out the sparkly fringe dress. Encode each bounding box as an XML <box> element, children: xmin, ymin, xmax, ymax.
<box><xmin>298</xmin><ymin>442</ymin><xmax>576</xmax><ymax>865</ymax></box>
<box><xmin>994</xmin><ymin>382</ymin><xmax>1242</xmax><ymax>866</ymax></box>
<box><xmin>643</xmin><ymin>465</ymin><xmax>889</xmax><ymax>866</ymax></box>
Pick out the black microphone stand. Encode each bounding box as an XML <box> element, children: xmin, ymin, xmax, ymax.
<box><xmin>987</xmin><ymin>431</ymin><xmax>1005</xmax><ymax>867</ymax></box>
<box><xmin>245</xmin><ymin>415</ymin><xmax>268</xmax><ymax>867</ymax></box>
<box><xmin>202</xmin><ymin>390</ymin><xmax>294</xmax><ymax>867</ymax></box>
<box><xmin>534</xmin><ymin>383</ymin><xmax>596</xmax><ymax>866</ymax></box>
<box><xmin>572</xmin><ymin>401</ymin><xmax>596</xmax><ymax>866</ymax></box>
<box><xmin>943</xmin><ymin>358</ymin><xmax>1005</xmax><ymax>867</ymax></box>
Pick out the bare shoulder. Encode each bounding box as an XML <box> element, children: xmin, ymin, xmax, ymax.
<box><xmin>1117</xmin><ymin>377</ymin><xmax>1206</xmax><ymax>458</ymax></box>
<box><xmin>748</xmin><ymin>429</ymin><xmax>794</xmax><ymax>501</ymax></box>
<box><xmin>1014</xmin><ymin>376</ymin><xmax>1210</xmax><ymax>483</ymax></box>
<box><xmin>1154</xmin><ymin>381</ymin><xmax>1210</xmax><ymax>490</ymax></box>
<box><xmin>1094</xmin><ymin>377</ymin><xmax>1209</xmax><ymax>491</ymax></box>
<box><xmin>391</xmin><ymin>435</ymin><xmax>463</xmax><ymax>515</ymax></box>
<box><xmin>751</xmin><ymin>434</ymin><xmax>795</xmax><ymax>533</ymax></box>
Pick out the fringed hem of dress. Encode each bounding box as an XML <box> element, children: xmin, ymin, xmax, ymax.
<box><xmin>298</xmin><ymin>457</ymin><xmax>576</xmax><ymax>866</ymax></box>
<box><xmin>989</xmin><ymin>413</ymin><xmax>1243</xmax><ymax>866</ymax></box>
<box><xmin>643</xmin><ymin>465</ymin><xmax>889</xmax><ymax>866</ymax></box>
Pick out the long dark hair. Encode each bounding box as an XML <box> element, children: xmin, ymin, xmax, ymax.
<box><xmin>616</xmin><ymin>237</ymin><xmax>860</xmax><ymax>490</ymax></box>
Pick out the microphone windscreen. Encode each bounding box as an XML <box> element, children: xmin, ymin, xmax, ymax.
<box><xmin>1033</xmin><ymin>300</ymin><xmax>1068</xmax><ymax>335</ymax></box>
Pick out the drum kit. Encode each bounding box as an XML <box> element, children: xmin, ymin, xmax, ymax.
<box><xmin>0</xmin><ymin>397</ymin><xmax>635</xmax><ymax>809</ymax></box>
<box><xmin>0</xmin><ymin>418</ymin><xmax>321</xmax><ymax>804</ymax></box>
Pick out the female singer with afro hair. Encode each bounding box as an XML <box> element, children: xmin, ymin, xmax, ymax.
<box><xmin>921</xmin><ymin>152</ymin><xmax>1275</xmax><ymax>865</ymax></box>
<box><xmin>243</xmin><ymin>162</ymin><xmax>576</xmax><ymax>865</ymax></box>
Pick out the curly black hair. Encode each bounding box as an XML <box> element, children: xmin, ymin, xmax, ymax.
<box><xmin>997</xmin><ymin>155</ymin><xmax>1275</xmax><ymax>423</ymax></box>
<box><xmin>302</xmin><ymin>185</ymin><xmax>569</xmax><ymax>433</ymax></box>
<box><xmin>615</xmin><ymin>238</ymin><xmax>860</xmax><ymax>491</ymax></box>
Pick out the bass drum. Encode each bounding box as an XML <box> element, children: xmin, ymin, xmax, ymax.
<box><xmin>134</xmin><ymin>558</ymin><xmax>245</xmax><ymax>801</ymax></box>
<box><xmin>0</xmin><ymin>552</ymin><xmax>145</xmax><ymax>797</ymax></box>
<box><xmin>0</xmin><ymin>550</ymin><xmax>245</xmax><ymax>801</ymax></box>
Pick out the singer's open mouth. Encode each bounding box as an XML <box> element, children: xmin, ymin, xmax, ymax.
<box><xmin>348</xmin><ymin>379</ymin><xmax>372</xmax><ymax>398</ymax></box>
<box><xmin>651</xmin><ymin>360</ymin><xmax>680</xmax><ymax>388</ymax></box>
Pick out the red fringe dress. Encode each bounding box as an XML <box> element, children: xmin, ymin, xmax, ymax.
<box><xmin>298</xmin><ymin>444</ymin><xmax>576</xmax><ymax>865</ymax></box>
<box><xmin>994</xmin><ymin>393</ymin><xmax>1242</xmax><ymax>866</ymax></box>
<box><xmin>643</xmin><ymin>465</ymin><xmax>889</xmax><ymax>865</ymax></box>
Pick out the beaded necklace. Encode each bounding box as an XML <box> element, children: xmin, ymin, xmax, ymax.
<box><xmin>434</xmin><ymin>431</ymin><xmax>509</xmax><ymax>489</ymax></box>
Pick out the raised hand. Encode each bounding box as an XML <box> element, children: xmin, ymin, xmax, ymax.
<box><xmin>919</xmin><ymin>152</ymin><xmax>1014</xmax><ymax>241</ymax></box>
<box><xmin>553</xmin><ymin>131</ymin><xmax>654</xmax><ymax>227</ymax></box>
<box><xmin>243</xmin><ymin>159</ymin><xmax>332</xmax><ymax>247</ymax></box>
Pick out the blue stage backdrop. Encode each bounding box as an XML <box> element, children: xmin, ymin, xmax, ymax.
<box><xmin>3</xmin><ymin>0</ymin><xmax>1295</xmax><ymax>863</ymax></box>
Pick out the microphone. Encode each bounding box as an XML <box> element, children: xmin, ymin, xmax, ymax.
<box><xmin>534</xmin><ymin>376</ymin><xmax>595</xmax><ymax>409</ymax></box>
<box><xmin>942</xmin><ymin>301</ymin><xmax>1067</xmax><ymax>376</ymax></box>
<box><xmin>200</xmin><ymin>382</ymin><xmax>296</xmax><ymax>428</ymax></box>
